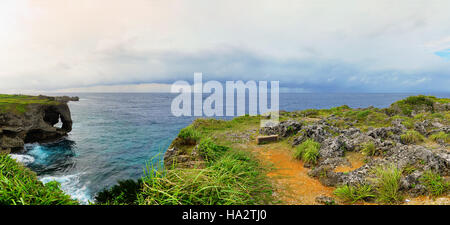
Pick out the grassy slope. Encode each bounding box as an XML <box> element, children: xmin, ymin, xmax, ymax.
<box><xmin>96</xmin><ymin>115</ymin><xmax>274</xmax><ymax>205</ymax></box>
<box><xmin>0</xmin><ymin>94</ymin><xmax>60</xmax><ymax>114</ymax></box>
<box><xmin>0</xmin><ymin>154</ymin><xmax>78</xmax><ymax>205</ymax></box>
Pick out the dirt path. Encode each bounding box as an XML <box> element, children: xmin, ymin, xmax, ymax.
<box><xmin>239</xmin><ymin>142</ymin><xmax>334</xmax><ymax>205</ymax></box>
<box><xmin>233</xmin><ymin>135</ymin><xmax>449</xmax><ymax>205</ymax></box>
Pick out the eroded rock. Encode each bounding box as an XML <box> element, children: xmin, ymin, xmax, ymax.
<box><xmin>0</xmin><ymin>96</ymin><xmax>74</xmax><ymax>152</ymax></box>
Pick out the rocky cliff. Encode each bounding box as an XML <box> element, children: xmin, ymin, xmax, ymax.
<box><xmin>0</xmin><ymin>95</ymin><xmax>78</xmax><ymax>154</ymax></box>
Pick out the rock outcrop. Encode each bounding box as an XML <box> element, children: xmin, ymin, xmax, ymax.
<box><xmin>259</xmin><ymin>98</ymin><xmax>450</xmax><ymax>196</ymax></box>
<box><xmin>0</xmin><ymin>95</ymin><xmax>77</xmax><ymax>154</ymax></box>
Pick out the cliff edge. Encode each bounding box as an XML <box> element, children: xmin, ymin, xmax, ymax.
<box><xmin>0</xmin><ymin>94</ymin><xmax>78</xmax><ymax>154</ymax></box>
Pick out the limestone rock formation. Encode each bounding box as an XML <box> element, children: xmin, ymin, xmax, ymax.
<box><xmin>0</xmin><ymin>95</ymin><xmax>77</xmax><ymax>153</ymax></box>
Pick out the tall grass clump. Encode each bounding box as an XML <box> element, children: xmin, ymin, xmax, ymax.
<box><xmin>400</xmin><ymin>130</ymin><xmax>424</xmax><ymax>144</ymax></box>
<box><xmin>429</xmin><ymin>131</ymin><xmax>449</xmax><ymax>145</ymax></box>
<box><xmin>294</xmin><ymin>139</ymin><xmax>320</xmax><ymax>164</ymax></box>
<box><xmin>177</xmin><ymin>126</ymin><xmax>202</xmax><ymax>144</ymax></box>
<box><xmin>95</xmin><ymin>179</ymin><xmax>143</xmax><ymax>205</ymax></box>
<box><xmin>334</xmin><ymin>184</ymin><xmax>375</xmax><ymax>203</ymax></box>
<box><xmin>197</xmin><ymin>138</ymin><xmax>229</xmax><ymax>162</ymax></box>
<box><xmin>0</xmin><ymin>154</ymin><xmax>78</xmax><ymax>205</ymax></box>
<box><xmin>136</xmin><ymin>149</ymin><xmax>272</xmax><ymax>205</ymax></box>
<box><xmin>373</xmin><ymin>164</ymin><xmax>403</xmax><ymax>204</ymax></box>
<box><xmin>361</xmin><ymin>142</ymin><xmax>377</xmax><ymax>156</ymax></box>
<box><xmin>419</xmin><ymin>170</ymin><xmax>449</xmax><ymax>197</ymax></box>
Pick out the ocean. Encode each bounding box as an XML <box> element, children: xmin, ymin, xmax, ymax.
<box><xmin>9</xmin><ymin>93</ymin><xmax>450</xmax><ymax>204</ymax></box>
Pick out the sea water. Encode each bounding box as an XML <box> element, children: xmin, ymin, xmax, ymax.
<box><xmin>10</xmin><ymin>93</ymin><xmax>450</xmax><ymax>204</ymax></box>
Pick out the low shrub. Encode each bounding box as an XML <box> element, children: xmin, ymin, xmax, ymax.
<box><xmin>294</xmin><ymin>139</ymin><xmax>320</xmax><ymax>164</ymax></box>
<box><xmin>373</xmin><ymin>164</ymin><xmax>403</xmax><ymax>204</ymax></box>
<box><xmin>419</xmin><ymin>170</ymin><xmax>449</xmax><ymax>197</ymax></box>
<box><xmin>334</xmin><ymin>184</ymin><xmax>375</xmax><ymax>203</ymax></box>
<box><xmin>361</xmin><ymin>142</ymin><xmax>377</xmax><ymax>156</ymax></box>
<box><xmin>429</xmin><ymin>131</ymin><xmax>449</xmax><ymax>144</ymax></box>
<box><xmin>400</xmin><ymin>130</ymin><xmax>424</xmax><ymax>144</ymax></box>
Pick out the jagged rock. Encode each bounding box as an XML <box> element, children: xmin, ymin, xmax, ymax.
<box><xmin>292</xmin><ymin>124</ymin><xmax>332</xmax><ymax>145</ymax></box>
<box><xmin>319</xmin><ymin>157</ymin><xmax>350</xmax><ymax>169</ymax></box>
<box><xmin>383</xmin><ymin>145</ymin><xmax>449</xmax><ymax>176</ymax></box>
<box><xmin>341</xmin><ymin>128</ymin><xmax>361</xmax><ymax>137</ymax></box>
<box><xmin>414</xmin><ymin>120</ymin><xmax>432</xmax><ymax>135</ymax></box>
<box><xmin>318</xmin><ymin>136</ymin><xmax>347</xmax><ymax>158</ymax></box>
<box><xmin>391</xmin><ymin>119</ymin><xmax>406</xmax><ymax>130</ymax></box>
<box><xmin>373</xmin><ymin>139</ymin><xmax>397</xmax><ymax>154</ymax></box>
<box><xmin>340</xmin><ymin>132</ymin><xmax>374</xmax><ymax>152</ymax></box>
<box><xmin>400</xmin><ymin>171</ymin><xmax>423</xmax><ymax>191</ymax></box>
<box><xmin>260</xmin><ymin>120</ymin><xmax>303</xmax><ymax>137</ymax></box>
<box><xmin>367</xmin><ymin>127</ymin><xmax>402</xmax><ymax>140</ymax></box>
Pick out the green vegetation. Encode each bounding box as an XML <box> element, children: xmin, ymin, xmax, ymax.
<box><xmin>419</xmin><ymin>170</ymin><xmax>449</xmax><ymax>197</ymax></box>
<box><xmin>294</xmin><ymin>139</ymin><xmax>320</xmax><ymax>164</ymax></box>
<box><xmin>361</xmin><ymin>142</ymin><xmax>377</xmax><ymax>156</ymax></box>
<box><xmin>0</xmin><ymin>154</ymin><xmax>78</xmax><ymax>205</ymax></box>
<box><xmin>137</xmin><ymin>148</ymin><xmax>272</xmax><ymax>205</ymax></box>
<box><xmin>97</xmin><ymin>117</ymin><xmax>273</xmax><ymax>205</ymax></box>
<box><xmin>334</xmin><ymin>184</ymin><xmax>375</xmax><ymax>203</ymax></box>
<box><xmin>0</xmin><ymin>94</ymin><xmax>59</xmax><ymax>114</ymax></box>
<box><xmin>198</xmin><ymin>138</ymin><xmax>230</xmax><ymax>162</ymax></box>
<box><xmin>429</xmin><ymin>131</ymin><xmax>449</xmax><ymax>144</ymax></box>
<box><xmin>402</xmin><ymin>165</ymin><xmax>416</xmax><ymax>175</ymax></box>
<box><xmin>373</xmin><ymin>164</ymin><xmax>403</xmax><ymax>204</ymax></box>
<box><xmin>95</xmin><ymin>179</ymin><xmax>143</xmax><ymax>205</ymax></box>
<box><xmin>390</xmin><ymin>95</ymin><xmax>449</xmax><ymax>116</ymax></box>
<box><xmin>400</xmin><ymin>130</ymin><xmax>424</xmax><ymax>144</ymax></box>
<box><xmin>177</xmin><ymin>126</ymin><xmax>202</xmax><ymax>144</ymax></box>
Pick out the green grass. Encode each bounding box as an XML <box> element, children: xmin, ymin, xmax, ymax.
<box><xmin>373</xmin><ymin>164</ymin><xmax>403</xmax><ymax>204</ymax></box>
<box><xmin>361</xmin><ymin>142</ymin><xmax>377</xmax><ymax>156</ymax></box>
<box><xmin>136</xmin><ymin>148</ymin><xmax>272</xmax><ymax>205</ymax></box>
<box><xmin>400</xmin><ymin>130</ymin><xmax>424</xmax><ymax>144</ymax></box>
<box><xmin>294</xmin><ymin>139</ymin><xmax>320</xmax><ymax>164</ymax></box>
<box><xmin>390</xmin><ymin>95</ymin><xmax>448</xmax><ymax>116</ymax></box>
<box><xmin>95</xmin><ymin>179</ymin><xmax>143</xmax><ymax>205</ymax></box>
<box><xmin>334</xmin><ymin>184</ymin><xmax>375</xmax><ymax>203</ymax></box>
<box><xmin>198</xmin><ymin>138</ymin><xmax>230</xmax><ymax>162</ymax></box>
<box><xmin>419</xmin><ymin>170</ymin><xmax>449</xmax><ymax>197</ymax></box>
<box><xmin>0</xmin><ymin>154</ymin><xmax>78</xmax><ymax>205</ymax></box>
<box><xmin>0</xmin><ymin>94</ymin><xmax>60</xmax><ymax>114</ymax></box>
<box><xmin>177</xmin><ymin>126</ymin><xmax>202</xmax><ymax>145</ymax></box>
<box><xmin>429</xmin><ymin>131</ymin><xmax>449</xmax><ymax>144</ymax></box>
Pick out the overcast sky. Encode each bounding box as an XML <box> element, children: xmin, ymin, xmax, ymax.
<box><xmin>1</xmin><ymin>0</ymin><xmax>449</xmax><ymax>93</ymax></box>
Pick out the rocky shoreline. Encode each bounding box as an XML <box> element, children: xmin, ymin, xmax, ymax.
<box><xmin>0</xmin><ymin>95</ymin><xmax>78</xmax><ymax>154</ymax></box>
<box><xmin>164</xmin><ymin>95</ymin><xmax>449</xmax><ymax>203</ymax></box>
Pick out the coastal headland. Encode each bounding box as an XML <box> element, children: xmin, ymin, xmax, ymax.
<box><xmin>1</xmin><ymin>94</ymin><xmax>448</xmax><ymax>205</ymax></box>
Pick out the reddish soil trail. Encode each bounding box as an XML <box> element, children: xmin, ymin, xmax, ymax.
<box><xmin>249</xmin><ymin>143</ymin><xmax>334</xmax><ymax>205</ymax></box>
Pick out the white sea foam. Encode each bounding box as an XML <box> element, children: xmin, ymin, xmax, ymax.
<box><xmin>9</xmin><ymin>154</ymin><xmax>35</xmax><ymax>165</ymax></box>
<box><xmin>40</xmin><ymin>173</ymin><xmax>92</xmax><ymax>205</ymax></box>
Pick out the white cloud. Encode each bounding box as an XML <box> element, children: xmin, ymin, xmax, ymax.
<box><xmin>0</xmin><ymin>0</ymin><xmax>449</xmax><ymax>93</ymax></box>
